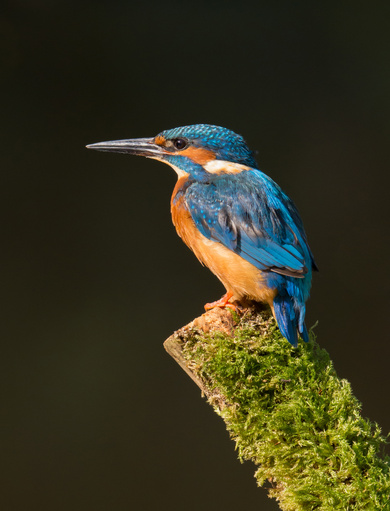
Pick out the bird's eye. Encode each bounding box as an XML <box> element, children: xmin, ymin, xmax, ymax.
<box><xmin>173</xmin><ymin>138</ymin><xmax>188</xmax><ymax>150</ymax></box>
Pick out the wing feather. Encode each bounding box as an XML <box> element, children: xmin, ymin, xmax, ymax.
<box><xmin>185</xmin><ymin>168</ymin><xmax>313</xmax><ymax>277</ymax></box>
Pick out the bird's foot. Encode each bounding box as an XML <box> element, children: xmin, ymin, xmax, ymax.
<box><xmin>204</xmin><ymin>292</ymin><xmax>237</xmax><ymax>312</ymax></box>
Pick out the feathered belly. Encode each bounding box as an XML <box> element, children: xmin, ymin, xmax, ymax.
<box><xmin>171</xmin><ymin>194</ymin><xmax>277</xmax><ymax>305</ymax></box>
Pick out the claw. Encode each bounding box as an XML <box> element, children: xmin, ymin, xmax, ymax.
<box><xmin>204</xmin><ymin>291</ymin><xmax>237</xmax><ymax>311</ymax></box>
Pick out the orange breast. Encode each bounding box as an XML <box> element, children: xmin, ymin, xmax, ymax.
<box><xmin>170</xmin><ymin>180</ymin><xmax>277</xmax><ymax>306</ymax></box>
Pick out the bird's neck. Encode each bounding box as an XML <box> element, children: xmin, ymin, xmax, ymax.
<box><xmin>171</xmin><ymin>175</ymin><xmax>192</xmax><ymax>207</ymax></box>
<box><xmin>164</xmin><ymin>155</ymin><xmax>209</xmax><ymax>182</ymax></box>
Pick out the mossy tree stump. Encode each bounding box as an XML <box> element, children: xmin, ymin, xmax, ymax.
<box><xmin>164</xmin><ymin>305</ymin><xmax>390</xmax><ymax>510</ymax></box>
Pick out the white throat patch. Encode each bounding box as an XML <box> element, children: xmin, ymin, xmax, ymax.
<box><xmin>203</xmin><ymin>160</ymin><xmax>252</xmax><ymax>174</ymax></box>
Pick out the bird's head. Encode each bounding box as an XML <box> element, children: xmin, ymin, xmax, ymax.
<box><xmin>87</xmin><ymin>124</ymin><xmax>258</xmax><ymax>180</ymax></box>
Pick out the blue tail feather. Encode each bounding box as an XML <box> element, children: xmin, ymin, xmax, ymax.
<box><xmin>301</xmin><ymin>323</ymin><xmax>309</xmax><ymax>343</ymax></box>
<box><xmin>273</xmin><ymin>294</ymin><xmax>308</xmax><ymax>347</ymax></box>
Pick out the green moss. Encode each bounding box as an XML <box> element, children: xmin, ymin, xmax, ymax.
<box><xmin>180</xmin><ymin>309</ymin><xmax>390</xmax><ymax>510</ymax></box>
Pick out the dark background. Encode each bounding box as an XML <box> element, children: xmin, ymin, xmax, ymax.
<box><xmin>1</xmin><ymin>1</ymin><xmax>389</xmax><ymax>510</ymax></box>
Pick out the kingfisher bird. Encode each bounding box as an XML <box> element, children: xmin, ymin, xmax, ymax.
<box><xmin>87</xmin><ymin>124</ymin><xmax>317</xmax><ymax>346</ymax></box>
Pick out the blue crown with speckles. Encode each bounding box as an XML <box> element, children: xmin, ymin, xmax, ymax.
<box><xmin>158</xmin><ymin>124</ymin><xmax>258</xmax><ymax>169</ymax></box>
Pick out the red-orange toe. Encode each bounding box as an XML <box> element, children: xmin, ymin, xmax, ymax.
<box><xmin>204</xmin><ymin>291</ymin><xmax>237</xmax><ymax>311</ymax></box>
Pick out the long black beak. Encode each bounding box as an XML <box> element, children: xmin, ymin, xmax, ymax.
<box><xmin>86</xmin><ymin>137</ymin><xmax>166</xmax><ymax>158</ymax></box>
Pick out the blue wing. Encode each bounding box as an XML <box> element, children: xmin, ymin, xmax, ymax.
<box><xmin>185</xmin><ymin>169</ymin><xmax>315</xmax><ymax>278</ymax></box>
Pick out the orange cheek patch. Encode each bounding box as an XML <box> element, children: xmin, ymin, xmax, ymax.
<box><xmin>181</xmin><ymin>146</ymin><xmax>216</xmax><ymax>165</ymax></box>
<box><xmin>154</xmin><ymin>135</ymin><xmax>166</xmax><ymax>146</ymax></box>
